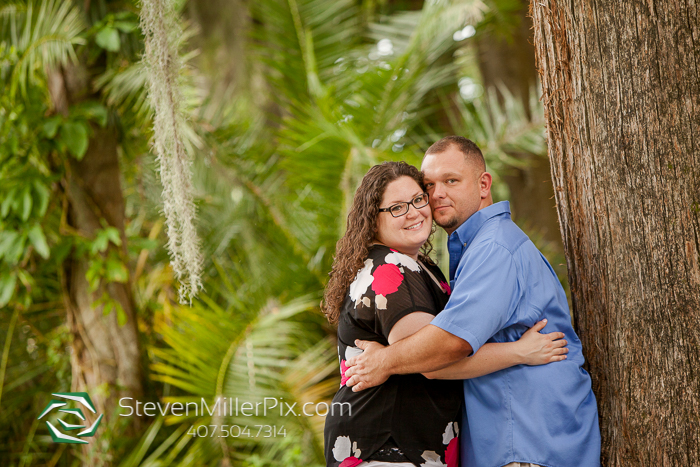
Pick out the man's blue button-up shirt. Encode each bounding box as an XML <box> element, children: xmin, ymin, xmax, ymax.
<box><xmin>431</xmin><ymin>201</ymin><xmax>601</xmax><ymax>467</ymax></box>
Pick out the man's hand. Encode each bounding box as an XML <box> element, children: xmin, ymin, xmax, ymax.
<box><xmin>343</xmin><ymin>340</ymin><xmax>391</xmax><ymax>392</ymax></box>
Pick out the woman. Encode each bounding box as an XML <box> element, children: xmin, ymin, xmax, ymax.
<box><xmin>322</xmin><ymin>162</ymin><xmax>567</xmax><ymax>467</ymax></box>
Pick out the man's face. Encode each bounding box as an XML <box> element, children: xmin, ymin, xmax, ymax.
<box><xmin>421</xmin><ymin>145</ymin><xmax>490</xmax><ymax>234</ymax></box>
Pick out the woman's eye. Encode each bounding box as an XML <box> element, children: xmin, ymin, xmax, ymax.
<box><xmin>391</xmin><ymin>205</ymin><xmax>404</xmax><ymax>214</ymax></box>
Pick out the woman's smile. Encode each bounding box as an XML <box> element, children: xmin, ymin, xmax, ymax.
<box><xmin>405</xmin><ymin>220</ymin><xmax>424</xmax><ymax>230</ymax></box>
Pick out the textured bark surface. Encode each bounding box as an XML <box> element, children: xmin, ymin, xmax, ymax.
<box><xmin>531</xmin><ymin>1</ymin><xmax>700</xmax><ymax>465</ymax></box>
<box><xmin>50</xmin><ymin>65</ymin><xmax>144</xmax><ymax>464</ymax></box>
<box><xmin>63</xmin><ymin>127</ymin><xmax>144</xmax><ymax>415</ymax></box>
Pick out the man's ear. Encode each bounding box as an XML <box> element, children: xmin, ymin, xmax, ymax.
<box><xmin>479</xmin><ymin>172</ymin><xmax>492</xmax><ymax>199</ymax></box>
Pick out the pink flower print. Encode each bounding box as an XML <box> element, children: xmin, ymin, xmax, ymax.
<box><xmin>441</xmin><ymin>421</ymin><xmax>459</xmax><ymax>467</ymax></box>
<box><xmin>371</xmin><ymin>263</ymin><xmax>404</xmax><ymax>296</ymax></box>
<box><xmin>445</xmin><ymin>437</ymin><xmax>459</xmax><ymax>467</ymax></box>
<box><xmin>340</xmin><ymin>359</ymin><xmax>349</xmax><ymax>386</ymax></box>
<box><xmin>439</xmin><ymin>281</ymin><xmax>451</xmax><ymax>295</ymax></box>
<box><xmin>341</xmin><ymin>346</ymin><xmax>363</xmax><ymax>384</ymax></box>
<box><xmin>339</xmin><ymin>458</ymin><xmax>363</xmax><ymax>467</ymax></box>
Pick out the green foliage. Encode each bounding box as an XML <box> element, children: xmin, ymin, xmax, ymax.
<box><xmin>148</xmin><ymin>296</ymin><xmax>329</xmax><ymax>465</ymax></box>
<box><xmin>0</xmin><ymin>0</ymin><xmax>85</xmax><ymax>98</ymax></box>
<box><xmin>60</xmin><ymin>120</ymin><xmax>89</xmax><ymax>158</ymax></box>
<box><xmin>0</xmin><ymin>0</ymin><xmax>150</xmax><ymax>464</ymax></box>
<box><xmin>96</xmin><ymin>26</ymin><xmax>121</xmax><ymax>52</ymax></box>
<box><xmin>0</xmin><ymin>0</ymin><xmax>551</xmax><ymax>465</ymax></box>
<box><xmin>114</xmin><ymin>0</ymin><xmax>549</xmax><ymax>463</ymax></box>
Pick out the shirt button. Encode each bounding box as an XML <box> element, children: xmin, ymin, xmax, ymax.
<box><xmin>463</xmin><ymin>243</ymin><xmax>467</xmax><ymax>246</ymax></box>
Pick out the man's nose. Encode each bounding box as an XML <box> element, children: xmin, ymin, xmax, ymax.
<box><xmin>432</xmin><ymin>183</ymin><xmax>446</xmax><ymax>199</ymax></box>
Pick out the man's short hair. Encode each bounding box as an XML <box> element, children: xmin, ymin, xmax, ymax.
<box><xmin>425</xmin><ymin>136</ymin><xmax>486</xmax><ymax>171</ymax></box>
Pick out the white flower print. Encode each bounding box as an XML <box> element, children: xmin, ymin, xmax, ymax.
<box><xmin>332</xmin><ymin>436</ymin><xmax>362</xmax><ymax>462</ymax></box>
<box><xmin>332</xmin><ymin>436</ymin><xmax>351</xmax><ymax>461</ymax></box>
<box><xmin>442</xmin><ymin>421</ymin><xmax>459</xmax><ymax>444</ymax></box>
<box><xmin>385</xmin><ymin>251</ymin><xmax>421</xmax><ymax>272</ymax></box>
<box><xmin>420</xmin><ymin>450</ymin><xmax>447</xmax><ymax>467</ymax></box>
<box><xmin>348</xmin><ymin>259</ymin><xmax>374</xmax><ymax>308</ymax></box>
<box><xmin>345</xmin><ymin>346</ymin><xmax>363</xmax><ymax>360</ymax></box>
<box><xmin>418</xmin><ymin>422</ymin><xmax>460</xmax><ymax>467</ymax></box>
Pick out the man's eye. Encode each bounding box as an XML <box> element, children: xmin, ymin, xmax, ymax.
<box><xmin>447</xmin><ymin>179</ymin><xmax>457</xmax><ymax>184</ymax></box>
<box><xmin>425</xmin><ymin>183</ymin><xmax>434</xmax><ymax>189</ymax></box>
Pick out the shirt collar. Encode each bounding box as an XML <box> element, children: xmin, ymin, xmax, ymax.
<box><xmin>450</xmin><ymin>201</ymin><xmax>511</xmax><ymax>247</ymax></box>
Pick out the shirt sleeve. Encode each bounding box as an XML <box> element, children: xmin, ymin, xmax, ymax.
<box><xmin>430</xmin><ymin>241</ymin><xmax>521</xmax><ymax>354</ymax></box>
<box><xmin>371</xmin><ymin>261</ymin><xmax>438</xmax><ymax>341</ymax></box>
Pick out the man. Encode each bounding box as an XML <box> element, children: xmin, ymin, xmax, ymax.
<box><xmin>344</xmin><ymin>136</ymin><xmax>601</xmax><ymax>467</ymax></box>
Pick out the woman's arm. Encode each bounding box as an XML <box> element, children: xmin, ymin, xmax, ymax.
<box><xmin>388</xmin><ymin>314</ymin><xmax>568</xmax><ymax>380</ymax></box>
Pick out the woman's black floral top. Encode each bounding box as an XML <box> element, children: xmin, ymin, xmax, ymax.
<box><xmin>324</xmin><ymin>245</ymin><xmax>462</xmax><ymax>467</ymax></box>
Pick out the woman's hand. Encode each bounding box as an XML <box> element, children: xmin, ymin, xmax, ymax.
<box><xmin>517</xmin><ymin>319</ymin><xmax>568</xmax><ymax>365</ymax></box>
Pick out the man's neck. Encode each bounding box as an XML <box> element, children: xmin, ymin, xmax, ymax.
<box><xmin>443</xmin><ymin>199</ymin><xmax>494</xmax><ymax>235</ymax></box>
<box><xmin>480</xmin><ymin>196</ymin><xmax>493</xmax><ymax>210</ymax></box>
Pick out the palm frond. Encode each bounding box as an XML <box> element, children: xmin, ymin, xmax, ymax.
<box><xmin>95</xmin><ymin>61</ymin><xmax>151</xmax><ymax>122</ymax></box>
<box><xmin>250</xmin><ymin>0</ymin><xmax>361</xmax><ymax>104</ymax></box>
<box><xmin>451</xmin><ymin>85</ymin><xmax>546</xmax><ymax>164</ymax></box>
<box><xmin>146</xmin><ymin>293</ymin><xmax>331</xmax><ymax>466</ymax></box>
<box><xmin>1</xmin><ymin>0</ymin><xmax>86</xmax><ymax>98</ymax></box>
<box><xmin>275</xmin><ymin>0</ymin><xmax>489</xmax><ymax>239</ymax></box>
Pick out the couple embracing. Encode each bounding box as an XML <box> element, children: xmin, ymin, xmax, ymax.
<box><xmin>321</xmin><ymin>136</ymin><xmax>601</xmax><ymax>467</ymax></box>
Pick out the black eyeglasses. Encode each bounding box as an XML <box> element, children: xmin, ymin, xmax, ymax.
<box><xmin>378</xmin><ymin>193</ymin><xmax>430</xmax><ymax>217</ymax></box>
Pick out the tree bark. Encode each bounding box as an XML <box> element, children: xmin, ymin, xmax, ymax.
<box><xmin>531</xmin><ymin>1</ymin><xmax>700</xmax><ymax>465</ymax></box>
<box><xmin>63</xmin><ymin>126</ymin><xmax>144</xmax><ymax>416</ymax></box>
<box><xmin>51</xmin><ymin>65</ymin><xmax>144</xmax><ymax>465</ymax></box>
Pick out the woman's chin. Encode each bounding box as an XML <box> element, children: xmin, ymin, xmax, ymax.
<box><xmin>395</xmin><ymin>238</ymin><xmax>431</xmax><ymax>257</ymax></box>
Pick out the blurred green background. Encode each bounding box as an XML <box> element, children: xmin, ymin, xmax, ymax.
<box><xmin>0</xmin><ymin>0</ymin><xmax>567</xmax><ymax>465</ymax></box>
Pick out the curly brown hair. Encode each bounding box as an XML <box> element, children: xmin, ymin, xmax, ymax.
<box><xmin>321</xmin><ymin>161</ymin><xmax>436</xmax><ymax>324</ymax></box>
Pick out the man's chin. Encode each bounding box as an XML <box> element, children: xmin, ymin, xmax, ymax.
<box><xmin>434</xmin><ymin>215</ymin><xmax>459</xmax><ymax>231</ymax></box>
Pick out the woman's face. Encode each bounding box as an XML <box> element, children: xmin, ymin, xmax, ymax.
<box><xmin>375</xmin><ymin>176</ymin><xmax>432</xmax><ymax>259</ymax></box>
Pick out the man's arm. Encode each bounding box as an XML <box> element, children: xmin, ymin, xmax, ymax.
<box><xmin>343</xmin><ymin>324</ymin><xmax>472</xmax><ymax>392</ymax></box>
<box><xmin>345</xmin><ymin>242</ymin><xmax>523</xmax><ymax>391</ymax></box>
<box><xmin>352</xmin><ymin>312</ymin><xmax>567</xmax><ymax>385</ymax></box>
<box><xmin>423</xmin><ymin>319</ymin><xmax>567</xmax><ymax>379</ymax></box>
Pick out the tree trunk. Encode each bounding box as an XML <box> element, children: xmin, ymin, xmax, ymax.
<box><xmin>186</xmin><ymin>0</ymin><xmax>249</xmax><ymax>91</ymax></box>
<box><xmin>476</xmin><ymin>1</ymin><xmax>563</xmax><ymax>252</ymax></box>
<box><xmin>51</xmin><ymin>65</ymin><xmax>144</xmax><ymax>465</ymax></box>
<box><xmin>531</xmin><ymin>1</ymin><xmax>700</xmax><ymax>465</ymax></box>
<box><xmin>62</xmin><ymin>126</ymin><xmax>144</xmax><ymax>417</ymax></box>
